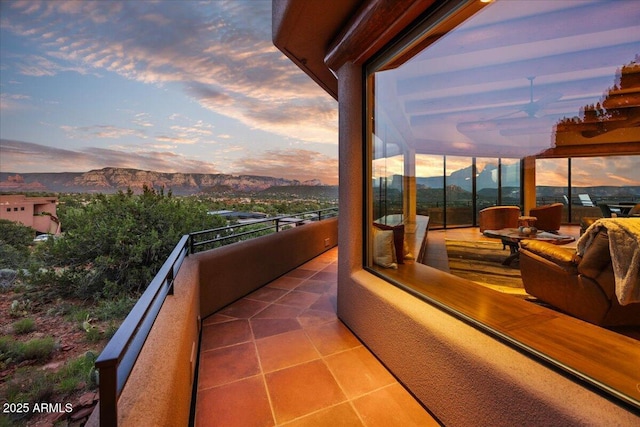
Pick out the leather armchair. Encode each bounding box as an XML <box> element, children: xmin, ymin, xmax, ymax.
<box><xmin>519</xmin><ymin>230</ymin><xmax>640</xmax><ymax>326</ymax></box>
<box><xmin>529</xmin><ymin>203</ymin><xmax>563</xmax><ymax>232</ymax></box>
<box><xmin>478</xmin><ymin>206</ymin><xmax>520</xmax><ymax>232</ymax></box>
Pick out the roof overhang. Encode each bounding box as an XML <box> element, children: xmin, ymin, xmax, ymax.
<box><xmin>272</xmin><ymin>0</ymin><xmax>362</xmax><ymax>100</ymax></box>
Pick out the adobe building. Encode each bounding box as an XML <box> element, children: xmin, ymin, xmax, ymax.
<box><xmin>274</xmin><ymin>0</ymin><xmax>639</xmax><ymax>425</ymax></box>
<box><xmin>0</xmin><ymin>194</ymin><xmax>61</xmax><ymax>235</ymax></box>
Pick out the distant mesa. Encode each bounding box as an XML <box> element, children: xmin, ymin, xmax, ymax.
<box><xmin>0</xmin><ymin>167</ymin><xmax>328</xmax><ymax>195</ymax></box>
<box><xmin>0</xmin><ymin>173</ymin><xmax>47</xmax><ymax>191</ymax></box>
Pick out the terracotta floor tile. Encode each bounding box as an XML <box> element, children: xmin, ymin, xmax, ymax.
<box><xmin>321</xmin><ymin>263</ymin><xmax>338</xmax><ymax>273</ymax></box>
<box><xmin>309</xmin><ymin>271</ymin><xmax>337</xmax><ymax>281</ymax></box>
<box><xmin>324</xmin><ymin>346</ymin><xmax>396</xmax><ymax>399</ymax></box>
<box><xmin>252</xmin><ymin>303</ymin><xmax>303</xmax><ymax>319</ymax></box>
<box><xmin>296</xmin><ymin>279</ymin><xmax>333</xmax><ymax>294</ymax></box>
<box><xmin>247</xmin><ymin>286</ymin><xmax>291</xmax><ymax>303</ymax></box>
<box><xmin>267</xmin><ymin>276</ymin><xmax>305</xmax><ymax>290</ymax></box>
<box><xmin>218</xmin><ymin>298</ymin><xmax>270</xmax><ymax>319</ymax></box>
<box><xmin>251</xmin><ymin>317</ymin><xmax>301</xmax><ymax>339</ymax></box>
<box><xmin>265</xmin><ymin>359</ymin><xmax>347</xmax><ymax>424</ymax></box>
<box><xmin>196</xmin><ymin>375</ymin><xmax>274</xmax><ymax>427</ymax></box>
<box><xmin>307</xmin><ymin>294</ymin><xmax>336</xmax><ymax>312</ymax></box>
<box><xmin>352</xmin><ymin>383</ymin><xmax>440</xmax><ymax>427</ymax></box>
<box><xmin>305</xmin><ymin>320</ymin><xmax>362</xmax><ymax>356</ymax></box>
<box><xmin>297</xmin><ymin>308</ymin><xmax>337</xmax><ymax>329</ymax></box>
<box><xmin>300</xmin><ymin>260</ymin><xmax>330</xmax><ymax>271</ymax></box>
<box><xmin>284</xmin><ymin>269</ymin><xmax>317</xmax><ymax>279</ymax></box>
<box><xmin>276</xmin><ymin>290</ymin><xmax>320</xmax><ymax>308</ymax></box>
<box><xmin>198</xmin><ymin>342</ymin><xmax>260</xmax><ymax>390</ymax></box>
<box><xmin>201</xmin><ymin>319</ymin><xmax>252</xmax><ymax>351</ymax></box>
<box><xmin>202</xmin><ymin>313</ymin><xmax>235</xmax><ymax>326</ymax></box>
<box><xmin>255</xmin><ymin>329</ymin><xmax>319</xmax><ymax>373</ymax></box>
<box><xmin>195</xmin><ymin>248</ymin><xmax>433</xmax><ymax>426</ymax></box>
<box><xmin>280</xmin><ymin>403</ymin><xmax>364</xmax><ymax>427</ymax></box>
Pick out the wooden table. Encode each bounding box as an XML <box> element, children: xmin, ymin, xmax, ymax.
<box><xmin>483</xmin><ymin>228</ymin><xmax>575</xmax><ymax>266</ymax></box>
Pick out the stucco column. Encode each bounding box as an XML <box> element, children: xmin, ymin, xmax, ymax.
<box><xmin>336</xmin><ymin>61</ymin><xmax>364</xmax><ymax>276</ymax></box>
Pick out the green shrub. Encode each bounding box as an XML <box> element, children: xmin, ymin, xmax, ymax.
<box><xmin>0</xmin><ymin>219</ymin><xmax>33</xmax><ymax>270</ymax></box>
<box><xmin>105</xmin><ymin>322</ymin><xmax>119</xmax><ymax>339</ymax></box>
<box><xmin>0</xmin><ymin>336</ymin><xmax>56</xmax><ymax>364</ymax></box>
<box><xmin>26</xmin><ymin>187</ymin><xmax>226</xmax><ymax>301</ymax></box>
<box><xmin>64</xmin><ymin>306</ymin><xmax>90</xmax><ymax>326</ymax></box>
<box><xmin>9</xmin><ymin>298</ymin><xmax>32</xmax><ymax>317</ymax></box>
<box><xmin>56</xmin><ymin>351</ymin><xmax>98</xmax><ymax>391</ymax></box>
<box><xmin>12</xmin><ymin>318</ymin><xmax>36</xmax><ymax>334</ymax></box>
<box><xmin>84</xmin><ymin>328</ymin><xmax>102</xmax><ymax>343</ymax></box>
<box><xmin>94</xmin><ymin>294</ymin><xmax>137</xmax><ymax>321</ymax></box>
<box><xmin>21</xmin><ymin>337</ymin><xmax>56</xmax><ymax>362</ymax></box>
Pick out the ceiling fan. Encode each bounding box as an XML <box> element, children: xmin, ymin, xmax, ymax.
<box><xmin>456</xmin><ymin>77</ymin><xmax>562</xmax><ymax>134</ymax></box>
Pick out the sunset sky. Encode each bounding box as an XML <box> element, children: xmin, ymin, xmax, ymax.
<box><xmin>0</xmin><ymin>0</ymin><xmax>339</xmax><ymax>184</ymax></box>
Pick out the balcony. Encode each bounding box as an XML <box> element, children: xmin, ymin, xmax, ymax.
<box><xmin>194</xmin><ymin>247</ymin><xmax>438</xmax><ymax>426</ymax></box>
<box><xmin>88</xmin><ymin>213</ymin><xmax>439</xmax><ymax>426</ymax></box>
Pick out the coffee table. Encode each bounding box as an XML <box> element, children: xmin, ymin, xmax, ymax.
<box><xmin>482</xmin><ymin>228</ymin><xmax>575</xmax><ymax>266</ymax></box>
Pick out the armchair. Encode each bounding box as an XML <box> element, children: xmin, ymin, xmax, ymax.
<box><xmin>520</xmin><ymin>224</ymin><xmax>640</xmax><ymax>326</ymax></box>
<box><xmin>478</xmin><ymin>206</ymin><xmax>520</xmax><ymax>232</ymax></box>
<box><xmin>528</xmin><ymin>203</ymin><xmax>563</xmax><ymax>232</ymax></box>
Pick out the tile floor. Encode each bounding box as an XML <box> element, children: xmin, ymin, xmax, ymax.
<box><xmin>194</xmin><ymin>247</ymin><xmax>440</xmax><ymax>427</ymax></box>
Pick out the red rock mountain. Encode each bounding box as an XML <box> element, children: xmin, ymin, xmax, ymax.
<box><xmin>0</xmin><ymin>168</ymin><xmax>324</xmax><ymax>195</ymax></box>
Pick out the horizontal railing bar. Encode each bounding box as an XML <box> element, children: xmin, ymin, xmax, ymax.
<box><xmin>190</xmin><ymin>208</ymin><xmax>338</xmax><ymax>252</ymax></box>
<box><xmin>191</xmin><ymin>207</ymin><xmax>338</xmax><ymax>238</ymax></box>
<box><xmin>191</xmin><ymin>225</ymin><xmax>278</xmax><ymax>249</ymax></box>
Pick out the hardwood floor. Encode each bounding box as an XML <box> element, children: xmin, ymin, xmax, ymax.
<box><xmin>375</xmin><ymin>224</ymin><xmax>640</xmax><ymax>409</ymax></box>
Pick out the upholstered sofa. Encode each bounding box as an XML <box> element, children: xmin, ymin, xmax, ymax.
<box><xmin>519</xmin><ymin>219</ymin><xmax>640</xmax><ymax>326</ymax></box>
<box><xmin>528</xmin><ymin>203</ymin><xmax>563</xmax><ymax>232</ymax></box>
<box><xmin>478</xmin><ymin>206</ymin><xmax>520</xmax><ymax>232</ymax></box>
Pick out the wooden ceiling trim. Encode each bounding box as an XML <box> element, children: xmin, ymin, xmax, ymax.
<box><xmin>324</xmin><ymin>0</ymin><xmax>436</xmax><ymax>70</ymax></box>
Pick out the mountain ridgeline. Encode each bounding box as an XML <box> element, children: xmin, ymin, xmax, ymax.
<box><xmin>0</xmin><ymin>167</ymin><xmax>330</xmax><ymax>196</ymax></box>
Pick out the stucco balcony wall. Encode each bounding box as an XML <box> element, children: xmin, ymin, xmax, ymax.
<box><xmin>196</xmin><ymin>217</ymin><xmax>338</xmax><ymax>318</ymax></box>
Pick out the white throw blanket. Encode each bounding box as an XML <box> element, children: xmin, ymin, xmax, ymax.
<box><xmin>577</xmin><ymin>218</ymin><xmax>640</xmax><ymax>305</ymax></box>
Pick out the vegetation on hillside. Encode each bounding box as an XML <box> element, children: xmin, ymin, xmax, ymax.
<box><xmin>26</xmin><ymin>187</ymin><xmax>227</xmax><ymax>301</ymax></box>
<box><xmin>0</xmin><ymin>220</ymin><xmax>34</xmax><ymax>270</ymax></box>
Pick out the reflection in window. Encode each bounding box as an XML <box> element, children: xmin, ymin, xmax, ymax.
<box><xmin>537</xmin><ymin>156</ymin><xmax>640</xmax><ymax>222</ymax></box>
<box><xmin>416</xmin><ymin>155</ymin><xmax>444</xmax><ymax>227</ymax></box>
<box><xmin>535</xmin><ymin>158</ymin><xmax>570</xmax><ymax>220</ymax></box>
<box><xmin>366</xmin><ymin>0</ymin><xmax>639</xmax><ymax>408</ymax></box>
<box><xmin>445</xmin><ymin>156</ymin><xmax>473</xmax><ymax>227</ymax></box>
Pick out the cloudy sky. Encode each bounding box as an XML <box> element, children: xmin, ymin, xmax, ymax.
<box><xmin>0</xmin><ymin>0</ymin><xmax>339</xmax><ymax>184</ymax></box>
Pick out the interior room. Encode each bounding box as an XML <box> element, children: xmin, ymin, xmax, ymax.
<box><xmin>367</xmin><ymin>0</ymin><xmax>640</xmax><ymax>330</ymax></box>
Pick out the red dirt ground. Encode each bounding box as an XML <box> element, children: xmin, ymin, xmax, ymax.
<box><xmin>1</xmin><ymin>288</ymin><xmax>109</xmax><ymax>426</ymax></box>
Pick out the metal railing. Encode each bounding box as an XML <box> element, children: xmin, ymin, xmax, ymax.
<box><xmin>94</xmin><ymin>235</ymin><xmax>189</xmax><ymax>427</ymax></box>
<box><xmin>190</xmin><ymin>207</ymin><xmax>338</xmax><ymax>253</ymax></box>
<box><xmin>94</xmin><ymin>207</ymin><xmax>338</xmax><ymax>426</ymax></box>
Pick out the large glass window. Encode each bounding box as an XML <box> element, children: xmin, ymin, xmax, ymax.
<box><xmin>536</xmin><ymin>156</ymin><xmax>640</xmax><ymax>222</ymax></box>
<box><xmin>367</xmin><ymin>0</ymin><xmax>639</xmax><ymax>408</ymax></box>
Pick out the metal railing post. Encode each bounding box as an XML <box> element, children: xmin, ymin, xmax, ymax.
<box><xmin>96</xmin><ymin>361</ymin><xmax>118</xmax><ymax>427</ymax></box>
